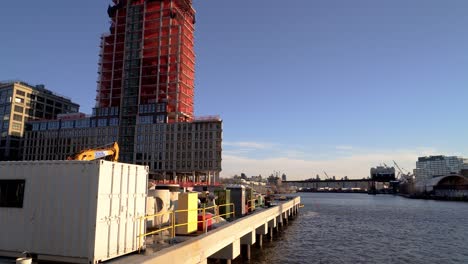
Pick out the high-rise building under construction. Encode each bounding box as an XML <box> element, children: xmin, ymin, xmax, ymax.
<box><xmin>97</xmin><ymin>0</ymin><xmax>196</xmax><ymax>162</ymax></box>
<box><xmin>23</xmin><ymin>0</ymin><xmax>222</xmax><ymax>183</ymax></box>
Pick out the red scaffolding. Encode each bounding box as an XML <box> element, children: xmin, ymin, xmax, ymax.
<box><xmin>96</xmin><ymin>0</ymin><xmax>196</xmax><ymax>122</ymax></box>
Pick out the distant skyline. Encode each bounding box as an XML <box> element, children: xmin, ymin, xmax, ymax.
<box><xmin>2</xmin><ymin>1</ymin><xmax>468</xmax><ymax>179</ymax></box>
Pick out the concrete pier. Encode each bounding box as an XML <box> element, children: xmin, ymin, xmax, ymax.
<box><xmin>110</xmin><ymin>197</ymin><xmax>301</xmax><ymax>264</ymax></box>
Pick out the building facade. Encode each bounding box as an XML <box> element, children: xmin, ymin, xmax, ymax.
<box><xmin>370</xmin><ymin>166</ymin><xmax>396</xmax><ymax>182</ymax></box>
<box><xmin>0</xmin><ymin>81</ymin><xmax>79</xmax><ymax>160</ymax></box>
<box><xmin>23</xmin><ymin>115</ymin><xmax>222</xmax><ymax>183</ymax></box>
<box><xmin>98</xmin><ymin>0</ymin><xmax>196</xmax><ymax>162</ymax></box>
<box><xmin>414</xmin><ymin>155</ymin><xmax>468</xmax><ymax>182</ymax></box>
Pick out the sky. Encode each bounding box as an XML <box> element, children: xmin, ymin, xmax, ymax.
<box><xmin>1</xmin><ymin>1</ymin><xmax>468</xmax><ymax>179</ymax></box>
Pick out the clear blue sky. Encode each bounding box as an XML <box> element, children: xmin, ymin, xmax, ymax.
<box><xmin>1</xmin><ymin>0</ymin><xmax>468</xmax><ymax>179</ymax></box>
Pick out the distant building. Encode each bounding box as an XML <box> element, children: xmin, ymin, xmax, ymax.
<box><xmin>370</xmin><ymin>166</ymin><xmax>396</xmax><ymax>182</ymax></box>
<box><xmin>414</xmin><ymin>155</ymin><xmax>468</xmax><ymax>181</ymax></box>
<box><xmin>0</xmin><ymin>81</ymin><xmax>79</xmax><ymax>160</ymax></box>
<box><xmin>281</xmin><ymin>173</ymin><xmax>287</xmax><ymax>181</ymax></box>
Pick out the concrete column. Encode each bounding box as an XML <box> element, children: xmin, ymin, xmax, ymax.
<box><xmin>210</xmin><ymin>239</ymin><xmax>240</xmax><ymax>262</ymax></box>
<box><xmin>269</xmin><ymin>227</ymin><xmax>274</xmax><ymax>241</ymax></box>
<box><xmin>255</xmin><ymin>234</ymin><xmax>263</xmax><ymax>249</ymax></box>
<box><xmin>276</xmin><ymin>215</ymin><xmax>283</xmax><ymax>231</ymax></box>
<box><xmin>241</xmin><ymin>244</ymin><xmax>251</xmax><ymax>260</ymax></box>
<box><xmin>240</xmin><ymin>230</ymin><xmax>255</xmax><ymax>256</ymax></box>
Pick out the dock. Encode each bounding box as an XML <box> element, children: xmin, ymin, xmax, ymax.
<box><xmin>110</xmin><ymin>196</ymin><xmax>301</xmax><ymax>264</ymax></box>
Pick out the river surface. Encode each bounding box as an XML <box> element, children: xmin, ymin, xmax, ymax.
<box><xmin>241</xmin><ymin>193</ymin><xmax>468</xmax><ymax>264</ymax></box>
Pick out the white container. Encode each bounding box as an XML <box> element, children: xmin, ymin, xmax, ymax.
<box><xmin>0</xmin><ymin>160</ymin><xmax>148</xmax><ymax>264</ymax></box>
<box><xmin>15</xmin><ymin>257</ymin><xmax>32</xmax><ymax>264</ymax></box>
<box><xmin>149</xmin><ymin>190</ymin><xmax>171</xmax><ymax>225</ymax></box>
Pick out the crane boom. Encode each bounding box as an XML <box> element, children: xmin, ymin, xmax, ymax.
<box><xmin>393</xmin><ymin>160</ymin><xmax>404</xmax><ymax>175</ymax></box>
<box><xmin>67</xmin><ymin>142</ymin><xmax>119</xmax><ymax>162</ymax></box>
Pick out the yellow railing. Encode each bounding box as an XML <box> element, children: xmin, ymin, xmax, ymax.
<box><xmin>138</xmin><ymin>210</ymin><xmax>176</xmax><ymax>251</ymax></box>
<box><xmin>138</xmin><ymin>203</ymin><xmax>236</xmax><ymax>250</ymax></box>
<box><xmin>246</xmin><ymin>198</ymin><xmax>256</xmax><ymax>212</ymax></box>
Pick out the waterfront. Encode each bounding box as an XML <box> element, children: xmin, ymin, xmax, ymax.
<box><xmin>243</xmin><ymin>193</ymin><xmax>468</xmax><ymax>264</ymax></box>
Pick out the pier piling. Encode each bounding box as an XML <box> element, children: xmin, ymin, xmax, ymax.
<box><xmin>241</xmin><ymin>244</ymin><xmax>251</xmax><ymax>260</ymax></box>
<box><xmin>255</xmin><ymin>234</ymin><xmax>263</xmax><ymax>249</ymax></box>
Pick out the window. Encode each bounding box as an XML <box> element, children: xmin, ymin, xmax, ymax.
<box><xmin>11</xmin><ymin>122</ymin><xmax>21</xmax><ymax>131</ymax></box>
<box><xmin>156</xmin><ymin>115</ymin><xmax>165</xmax><ymax>123</ymax></box>
<box><xmin>32</xmin><ymin>123</ymin><xmax>40</xmax><ymax>131</ymax></box>
<box><xmin>14</xmin><ymin>105</ymin><xmax>23</xmax><ymax>113</ymax></box>
<box><xmin>48</xmin><ymin>121</ymin><xmax>59</xmax><ymax>130</ymax></box>
<box><xmin>13</xmin><ymin>114</ymin><xmax>22</xmax><ymax>122</ymax></box>
<box><xmin>109</xmin><ymin>118</ymin><xmax>119</xmax><ymax>126</ymax></box>
<box><xmin>98</xmin><ymin>118</ymin><xmax>107</xmax><ymax>127</ymax></box>
<box><xmin>62</xmin><ymin>120</ymin><xmax>74</xmax><ymax>129</ymax></box>
<box><xmin>0</xmin><ymin>180</ymin><xmax>26</xmax><ymax>208</ymax></box>
<box><xmin>138</xmin><ymin>115</ymin><xmax>153</xmax><ymax>124</ymax></box>
<box><xmin>15</xmin><ymin>90</ymin><xmax>25</xmax><ymax>97</ymax></box>
<box><xmin>75</xmin><ymin>118</ymin><xmax>90</xmax><ymax>128</ymax></box>
<box><xmin>14</xmin><ymin>97</ymin><xmax>24</xmax><ymax>104</ymax></box>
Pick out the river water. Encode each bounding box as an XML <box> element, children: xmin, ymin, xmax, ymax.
<box><xmin>244</xmin><ymin>193</ymin><xmax>468</xmax><ymax>264</ymax></box>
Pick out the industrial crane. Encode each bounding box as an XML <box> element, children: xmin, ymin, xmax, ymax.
<box><xmin>67</xmin><ymin>142</ymin><xmax>119</xmax><ymax>162</ymax></box>
<box><xmin>393</xmin><ymin>160</ymin><xmax>412</xmax><ymax>182</ymax></box>
<box><xmin>323</xmin><ymin>171</ymin><xmax>330</xmax><ymax>180</ymax></box>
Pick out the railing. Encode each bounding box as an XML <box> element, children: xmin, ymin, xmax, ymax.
<box><xmin>138</xmin><ymin>203</ymin><xmax>236</xmax><ymax>250</ymax></box>
<box><xmin>246</xmin><ymin>198</ymin><xmax>256</xmax><ymax>212</ymax></box>
<box><xmin>152</xmin><ymin>180</ymin><xmax>222</xmax><ymax>187</ymax></box>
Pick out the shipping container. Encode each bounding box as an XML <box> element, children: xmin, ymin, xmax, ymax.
<box><xmin>0</xmin><ymin>160</ymin><xmax>148</xmax><ymax>263</ymax></box>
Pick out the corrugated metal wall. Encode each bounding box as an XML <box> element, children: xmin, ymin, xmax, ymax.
<box><xmin>0</xmin><ymin>160</ymin><xmax>147</xmax><ymax>263</ymax></box>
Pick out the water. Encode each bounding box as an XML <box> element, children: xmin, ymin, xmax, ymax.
<box><xmin>244</xmin><ymin>193</ymin><xmax>468</xmax><ymax>264</ymax></box>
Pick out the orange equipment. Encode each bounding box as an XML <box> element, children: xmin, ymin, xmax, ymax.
<box><xmin>67</xmin><ymin>142</ymin><xmax>119</xmax><ymax>162</ymax></box>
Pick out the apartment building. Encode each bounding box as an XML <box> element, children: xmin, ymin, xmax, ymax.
<box><xmin>414</xmin><ymin>155</ymin><xmax>468</xmax><ymax>182</ymax></box>
<box><xmin>0</xmin><ymin>81</ymin><xmax>79</xmax><ymax>160</ymax></box>
<box><xmin>23</xmin><ymin>115</ymin><xmax>222</xmax><ymax>183</ymax></box>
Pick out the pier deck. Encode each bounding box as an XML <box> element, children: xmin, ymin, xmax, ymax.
<box><xmin>110</xmin><ymin>196</ymin><xmax>301</xmax><ymax>264</ymax></box>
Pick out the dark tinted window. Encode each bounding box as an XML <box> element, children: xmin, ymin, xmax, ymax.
<box><xmin>0</xmin><ymin>180</ymin><xmax>26</xmax><ymax>208</ymax></box>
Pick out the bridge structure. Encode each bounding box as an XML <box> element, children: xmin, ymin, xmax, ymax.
<box><xmin>284</xmin><ymin>179</ymin><xmax>373</xmax><ymax>191</ymax></box>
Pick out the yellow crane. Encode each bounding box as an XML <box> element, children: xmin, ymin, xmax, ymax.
<box><xmin>67</xmin><ymin>142</ymin><xmax>119</xmax><ymax>162</ymax></box>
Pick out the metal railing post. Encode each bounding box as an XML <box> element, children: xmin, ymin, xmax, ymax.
<box><xmin>203</xmin><ymin>206</ymin><xmax>207</xmax><ymax>233</ymax></box>
<box><xmin>171</xmin><ymin>211</ymin><xmax>175</xmax><ymax>239</ymax></box>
